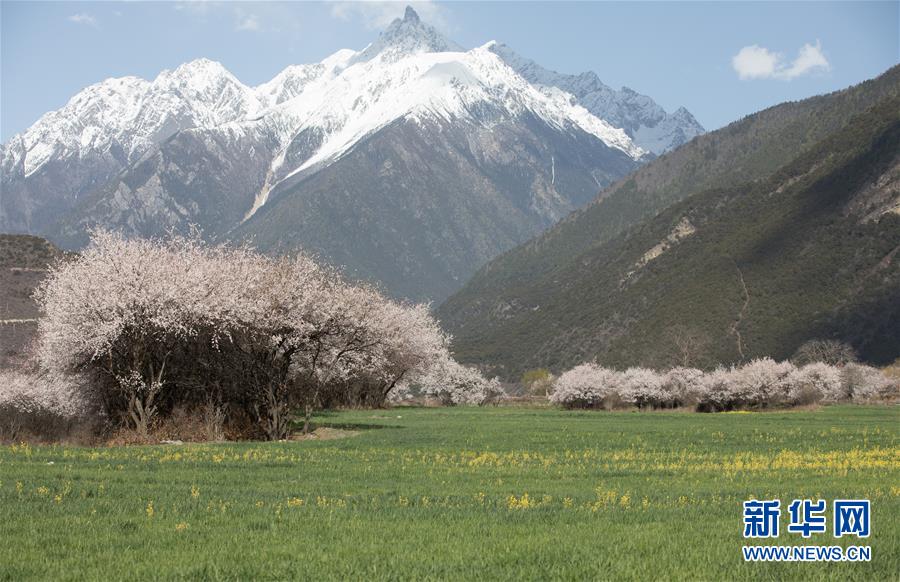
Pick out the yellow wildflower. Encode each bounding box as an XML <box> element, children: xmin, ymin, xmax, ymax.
<box><xmin>507</xmin><ymin>493</ymin><xmax>533</xmax><ymax>509</ymax></box>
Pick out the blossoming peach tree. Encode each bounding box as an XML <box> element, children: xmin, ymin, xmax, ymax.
<box><xmin>1</xmin><ymin>231</ymin><xmax>493</xmax><ymax>440</ymax></box>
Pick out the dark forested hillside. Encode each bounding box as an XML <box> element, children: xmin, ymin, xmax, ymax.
<box><xmin>441</xmin><ymin>66</ymin><xmax>900</xmax><ymax>313</ymax></box>
<box><xmin>439</xmin><ymin>88</ymin><xmax>900</xmax><ymax>379</ymax></box>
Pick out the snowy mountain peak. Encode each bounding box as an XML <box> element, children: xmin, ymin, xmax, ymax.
<box><xmin>254</xmin><ymin>64</ymin><xmax>325</xmax><ymax>107</ymax></box>
<box><xmin>4</xmin><ymin>57</ymin><xmax>262</xmax><ymax>180</ymax></box>
<box><xmin>159</xmin><ymin>58</ymin><xmax>246</xmax><ymax>96</ymax></box>
<box><xmin>671</xmin><ymin>106</ymin><xmax>700</xmax><ymax>124</ymax></box>
<box><xmin>172</xmin><ymin>57</ymin><xmax>228</xmax><ymax>76</ymax></box>
<box><xmin>487</xmin><ymin>44</ymin><xmax>705</xmax><ymax>155</ymax></box>
<box><xmin>350</xmin><ymin>5</ymin><xmax>463</xmax><ymax>64</ymax></box>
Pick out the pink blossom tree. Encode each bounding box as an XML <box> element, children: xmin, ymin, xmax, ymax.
<box><xmin>32</xmin><ymin>231</ymin><xmax>476</xmax><ymax>439</ymax></box>
<box><xmin>550</xmin><ymin>364</ymin><xmax>622</xmax><ymax>409</ymax></box>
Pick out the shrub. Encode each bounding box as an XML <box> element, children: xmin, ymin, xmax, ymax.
<box><xmin>728</xmin><ymin>358</ymin><xmax>796</xmax><ymax>407</ymax></box>
<box><xmin>786</xmin><ymin>363</ymin><xmax>844</xmax><ymax>403</ymax></box>
<box><xmin>619</xmin><ymin>368</ymin><xmax>665</xmax><ymax>409</ymax></box>
<box><xmin>550</xmin><ymin>364</ymin><xmax>622</xmax><ymax>409</ymax></box>
<box><xmin>0</xmin><ymin>369</ymin><xmax>91</xmax><ymax>441</ymax></box>
<box><xmin>883</xmin><ymin>358</ymin><xmax>900</xmax><ymax>381</ymax></box>
<box><xmin>661</xmin><ymin>367</ymin><xmax>705</xmax><ymax>408</ymax></box>
<box><xmin>415</xmin><ymin>356</ymin><xmax>502</xmax><ymax>406</ymax></box>
<box><xmin>841</xmin><ymin>364</ymin><xmax>899</xmax><ymax>402</ymax></box>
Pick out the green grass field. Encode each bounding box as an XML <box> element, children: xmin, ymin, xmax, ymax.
<box><xmin>1</xmin><ymin>405</ymin><xmax>897</xmax><ymax>580</ymax></box>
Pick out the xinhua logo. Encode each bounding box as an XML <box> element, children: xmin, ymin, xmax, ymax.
<box><xmin>741</xmin><ymin>499</ymin><xmax>871</xmax><ymax>562</ymax></box>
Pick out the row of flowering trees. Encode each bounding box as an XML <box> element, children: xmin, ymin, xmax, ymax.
<box><xmin>550</xmin><ymin>359</ymin><xmax>898</xmax><ymax>411</ymax></box>
<box><xmin>1</xmin><ymin>231</ymin><xmax>497</xmax><ymax>440</ymax></box>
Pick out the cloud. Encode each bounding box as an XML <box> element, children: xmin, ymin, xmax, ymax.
<box><xmin>731</xmin><ymin>46</ymin><xmax>779</xmax><ymax>80</ymax></box>
<box><xmin>173</xmin><ymin>1</ymin><xmax>217</xmax><ymax>19</ymax></box>
<box><xmin>782</xmin><ymin>42</ymin><xmax>830</xmax><ymax>79</ymax></box>
<box><xmin>732</xmin><ymin>41</ymin><xmax>830</xmax><ymax>81</ymax></box>
<box><xmin>235</xmin><ymin>13</ymin><xmax>262</xmax><ymax>32</ymax></box>
<box><xmin>68</xmin><ymin>13</ymin><xmax>99</xmax><ymax>28</ymax></box>
<box><xmin>173</xmin><ymin>2</ymin><xmax>302</xmax><ymax>33</ymax></box>
<box><xmin>330</xmin><ymin>1</ymin><xmax>448</xmax><ymax>31</ymax></box>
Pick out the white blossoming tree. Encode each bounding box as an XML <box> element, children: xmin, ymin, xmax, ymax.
<box><xmin>414</xmin><ymin>354</ymin><xmax>502</xmax><ymax>406</ymax></box>
<box><xmin>619</xmin><ymin>368</ymin><xmax>665</xmax><ymax>409</ymax></box>
<box><xmin>29</xmin><ymin>231</ymin><xmax>480</xmax><ymax>440</ymax></box>
<box><xmin>549</xmin><ymin>364</ymin><xmax>622</xmax><ymax>409</ymax></box>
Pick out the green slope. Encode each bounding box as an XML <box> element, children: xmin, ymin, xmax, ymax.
<box><xmin>439</xmin><ymin>90</ymin><xmax>900</xmax><ymax>379</ymax></box>
<box><xmin>441</xmin><ymin>66</ymin><xmax>900</xmax><ymax>313</ymax></box>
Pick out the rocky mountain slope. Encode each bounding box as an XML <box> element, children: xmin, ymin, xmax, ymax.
<box><xmin>0</xmin><ymin>235</ymin><xmax>71</xmax><ymax>368</ymax></box>
<box><xmin>487</xmin><ymin>43</ymin><xmax>704</xmax><ymax>155</ymax></box>
<box><xmin>2</xmin><ymin>7</ymin><xmax>700</xmax><ymax>302</ymax></box>
<box><xmin>439</xmin><ymin>68</ymin><xmax>900</xmax><ymax>377</ymax></box>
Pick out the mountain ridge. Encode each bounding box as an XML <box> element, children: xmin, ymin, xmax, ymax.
<box><xmin>487</xmin><ymin>42</ymin><xmax>704</xmax><ymax>155</ymax></box>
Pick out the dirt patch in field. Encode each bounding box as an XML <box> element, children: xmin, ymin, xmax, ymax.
<box><xmin>291</xmin><ymin>427</ymin><xmax>360</xmax><ymax>441</ymax></box>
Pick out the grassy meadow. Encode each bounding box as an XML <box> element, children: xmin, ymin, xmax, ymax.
<box><xmin>1</xmin><ymin>405</ymin><xmax>897</xmax><ymax>580</ymax></box>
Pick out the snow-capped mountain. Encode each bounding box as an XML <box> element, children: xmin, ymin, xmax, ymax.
<box><xmin>488</xmin><ymin>43</ymin><xmax>704</xmax><ymax>155</ymax></box>
<box><xmin>0</xmin><ymin>58</ymin><xmax>266</xmax><ymax>236</ymax></box>
<box><xmin>245</xmin><ymin>34</ymin><xmax>644</xmax><ymax>221</ymax></box>
<box><xmin>1</xmin><ymin>6</ymin><xmax>701</xmax><ymax>301</ymax></box>
<box><xmin>5</xmin><ymin>58</ymin><xmax>259</xmax><ymax>177</ymax></box>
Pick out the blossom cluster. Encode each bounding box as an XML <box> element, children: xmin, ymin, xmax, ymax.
<box><xmin>411</xmin><ymin>356</ymin><xmax>503</xmax><ymax>405</ymax></box>
<box><xmin>0</xmin><ymin>369</ymin><xmax>88</xmax><ymax>419</ymax></box>
<box><xmin>550</xmin><ymin>359</ymin><xmax>898</xmax><ymax>411</ymax></box>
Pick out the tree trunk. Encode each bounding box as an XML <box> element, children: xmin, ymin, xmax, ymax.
<box><xmin>303</xmin><ymin>402</ymin><xmax>312</xmax><ymax>435</ymax></box>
